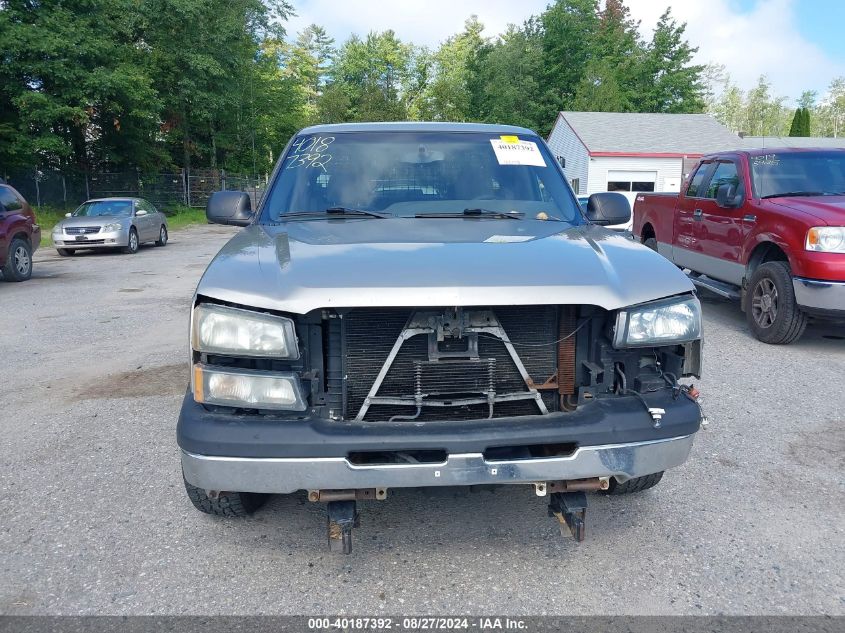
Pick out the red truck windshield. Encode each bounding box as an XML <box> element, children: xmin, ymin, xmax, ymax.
<box><xmin>751</xmin><ymin>151</ymin><xmax>845</xmax><ymax>199</ymax></box>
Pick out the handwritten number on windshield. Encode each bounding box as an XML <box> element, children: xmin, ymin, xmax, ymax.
<box><xmin>286</xmin><ymin>135</ymin><xmax>335</xmax><ymax>171</ymax></box>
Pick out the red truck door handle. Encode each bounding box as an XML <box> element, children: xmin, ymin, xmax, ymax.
<box><xmin>693</xmin><ymin>209</ymin><xmax>703</xmax><ymax>220</ymax></box>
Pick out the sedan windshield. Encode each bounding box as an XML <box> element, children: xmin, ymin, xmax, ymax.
<box><xmin>750</xmin><ymin>151</ymin><xmax>845</xmax><ymax>198</ymax></box>
<box><xmin>73</xmin><ymin>200</ymin><xmax>133</xmax><ymax>217</ymax></box>
<box><xmin>262</xmin><ymin>132</ymin><xmax>580</xmax><ymax>223</ymax></box>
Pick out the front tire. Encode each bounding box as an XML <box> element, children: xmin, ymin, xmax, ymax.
<box><xmin>123</xmin><ymin>228</ymin><xmax>139</xmax><ymax>254</ymax></box>
<box><xmin>155</xmin><ymin>225</ymin><xmax>168</xmax><ymax>247</ymax></box>
<box><xmin>603</xmin><ymin>471</ymin><xmax>664</xmax><ymax>495</ymax></box>
<box><xmin>183</xmin><ymin>476</ymin><xmax>268</xmax><ymax>517</ymax></box>
<box><xmin>745</xmin><ymin>261</ymin><xmax>807</xmax><ymax>344</ymax></box>
<box><xmin>2</xmin><ymin>237</ymin><xmax>32</xmax><ymax>282</ymax></box>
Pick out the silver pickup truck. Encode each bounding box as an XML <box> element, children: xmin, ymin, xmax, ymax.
<box><xmin>178</xmin><ymin>122</ymin><xmax>704</xmax><ymax>553</ymax></box>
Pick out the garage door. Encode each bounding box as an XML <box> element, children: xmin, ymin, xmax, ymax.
<box><xmin>606</xmin><ymin>170</ymin><xmax>657</xmax><ymax>193</ymax></box>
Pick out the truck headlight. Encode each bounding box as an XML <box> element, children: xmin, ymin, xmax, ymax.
<box><xmin>193</xmin><ymin>364</ymin><xmax>306</xmax><ymax>411</ymax></box>
<box><xmin>806</xmin><ymin>227</ymin><xmax>845</xmax><ymax>253</ymax></box>
<box><xmin>191</xmin><ymin>303</ymin><xmax>299</xmax><ymax>358</ymax></box>
<box><xmin>614</xmin><ymin>295</ymin><xmax>702</xmax><ymax>348</ymax></box>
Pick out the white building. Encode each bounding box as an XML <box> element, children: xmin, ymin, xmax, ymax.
<box><xmin>546</xmin><ymin>111</ymin><xmax>744</xmax><ymax>198</ymax></box>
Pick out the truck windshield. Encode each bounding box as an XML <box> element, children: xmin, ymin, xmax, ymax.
<box><xmin>262</xmin><ymin>132</ymin><xmax>580</xmax><ymax>223</ymax></box>
<box><xmin>750</xmin><ymin>151</ymin><xmax>845</xmax><ymax>198</ymax></box>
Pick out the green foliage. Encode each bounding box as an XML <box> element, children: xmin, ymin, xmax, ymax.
<box><xmin>789</xmin><ymin>107</ymin><xmax>811</xmax><ymax>136</ymax></box>
<box><xmin>4</xmin><ymin>0</ymin><xmax>781</xmax><ymax>176</ymax></box>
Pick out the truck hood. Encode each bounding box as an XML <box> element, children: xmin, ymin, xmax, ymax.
<box><xmin>196</xmin><ymin>219</ymin><xmax>694</xmax><ymax>314</ymax></box>
<box><xmin>771</xmin><ymin>195</ymin><xmax>845</xmax><ymax>224</ymax></box>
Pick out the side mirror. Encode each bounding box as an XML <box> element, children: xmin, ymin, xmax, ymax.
<box><xmin>206</xmin><ymin>191</ymin><xmax>253</xmax><ymax>226</ymax></box>
<box><xmin>585</xmin><ymin>192</ymin><xmax>631</xmax><ymax>226</ymax></box>
<box><xmin>716</xmin><ymin>183</ymin><xmax>741</xmax><ymax>208</ymax></box>
<box><xmin>65</xmin><ymin>213</ymin><xmax>72</xmax><ymax>218</ymax></box>
<box><xmin>135</xmin><ymin>209</ymin><xmax>148</xmax><ymax>217</ymax></box>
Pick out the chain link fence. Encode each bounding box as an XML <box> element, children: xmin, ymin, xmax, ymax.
<box><xmin>1</xmin><ymin>167</ymin><xmax>266</xmax><ymax>211</ymax></box>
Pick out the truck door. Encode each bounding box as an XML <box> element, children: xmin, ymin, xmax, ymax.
<box><xmin>672</xmin><ymin>161</ymin><xmax>713</xmax><ymax>270</ymax></box>
<box><xmin>694</xmin><ymin>160</ymin><xmax>747</xmax><ymax>285</ymax></box>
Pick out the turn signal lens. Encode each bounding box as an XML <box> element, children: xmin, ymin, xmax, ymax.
<box><xmin>192</xmin><ymin>364</ymin><xmax>306</xmax><ymax>411</ymax></box>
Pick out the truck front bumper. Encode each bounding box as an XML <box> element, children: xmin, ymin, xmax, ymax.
<box><xmin>793</xmin><ymin>277</ymin><xmax>845</xmax><ymax>316</ymax></box>
<box><xmin>178</xmin><ymin>389</ymin><xmax>701</xmax><ymax>494</ymax></box>
<box><xmin>181</xmin><ymin>434</ymin><xmax>694</xmax><ymax>494</ymax></box>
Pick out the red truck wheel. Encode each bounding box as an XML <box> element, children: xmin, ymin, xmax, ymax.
<box><xmin>746</xmin><ymin>262</ymin><xmax>807</xmax><ymax>344</ymax></box>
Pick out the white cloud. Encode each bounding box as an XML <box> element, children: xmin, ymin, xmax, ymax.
<box><xmin>284</xmin><ymin>0</ymin><xmax>845</xmax><ymax>103</ymax></box>
<box><xmin>627</xmin><ymin>0</ymin><xmax>845</xmax><ymax>103</ymax></box>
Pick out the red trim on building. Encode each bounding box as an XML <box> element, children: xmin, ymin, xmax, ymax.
<box><xmin>588</xmin><ymin>151</ymin><xmax>703</xmax><ymax>158</ymax></box>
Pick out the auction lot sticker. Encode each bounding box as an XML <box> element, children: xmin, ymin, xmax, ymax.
<box><xmin>490</xmin><ymin>137</ymin><xmax>546</xmax><ymax>167</ymax></box>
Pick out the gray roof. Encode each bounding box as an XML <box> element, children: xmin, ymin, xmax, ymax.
<box><xmin>741</xmin><ymin>136</ymin><xmax>845</xmax><ymax>149</ymax></box>
<box><xmin>558</xmin><ymin>111</ymin><xmax>743</xmax><ymax>155</ymax></box>
<box><xmin>299</xmin><ymin>121</ymin><xmax>538</xmax><ymax>135</ymax></box>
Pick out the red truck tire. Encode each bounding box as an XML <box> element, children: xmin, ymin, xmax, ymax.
<box><xmin>746</xmin><ymin>262</ymin><xmax>807</xmax><ymax>344</ymax></box>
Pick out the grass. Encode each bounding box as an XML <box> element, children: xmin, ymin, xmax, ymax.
<box><xmin>34</xmin><ymin>203</ymin><xmax>208</xmax><ymax>247</ymax></box>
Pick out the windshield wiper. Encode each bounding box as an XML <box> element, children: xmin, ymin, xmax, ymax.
<box><xmin>761</xmin><ymin>191</ymin><xmax>833</xmax><ymax>199</ymax></box>
<box><xmin>415</xmin><ymin>208</ymin><xmax>524</xmax><ymax>220</ymax></box>
<box><xmin>279</xmin><ymin>207</ymin><xmax>392</xmax><ymax>220</ymax></box>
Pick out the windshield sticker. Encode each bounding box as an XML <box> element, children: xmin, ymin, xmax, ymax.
<box><xmin>484</xmin><ymin>234</ymin><xmax>534</xmax><ymax>243</ymax></box>
<box><xmin>490</xmin><ymin>139</ymin><xmax>546</xmax><ymax>167</ymax></box>
<box><xmin>500</xmin><ymin>135</ymin><xmax>520</xmax><ymax>144</ymax></box>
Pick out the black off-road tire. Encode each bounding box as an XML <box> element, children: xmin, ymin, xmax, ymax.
<box><xmin>183</xmin><ymin>476</ymin><xmax>268</xmax><ymax>517</ymax></box>
<box><xmin>57</xmin><ymin>248</ymin><xmax>76</xmax><ymax>257</ymax></box>
<box><xmin>1</xmin><ymin>237</ymin><xmax>32</xmax><ymax>282</ymax></box>
<box><xmin>745</xmin><ymin>261</ymin><xmax>807</xmax><ymax>344</ymax></box>
<box><xmin>643</xmin><ymin>237</ymin><xmax>658</xmax><ymax>252</ymax></box>
<box><xmin>603</xmin><ymin>471</ymin><xmax>664</xmax><ymax>495</ymax></box>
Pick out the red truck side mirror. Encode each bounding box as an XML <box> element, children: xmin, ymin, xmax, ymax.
<box><xmin>716</xmin><ymin>183</ymin><xmax>742</xmax><ymax>208</ymax></box>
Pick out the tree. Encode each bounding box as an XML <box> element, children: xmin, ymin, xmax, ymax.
<box><xmin>470</xmin><ymin>20</ymin><xmax>548</xmax><ymax>131</ymax></box>
<box><xmin>816</xmin><ymin>77</ymin><xmax>845</xmax><ymax>137</ymax></box>
<box><xmin>540</xmin><ymin>0</ymin><xmax>600</xmax><ymax>113</ymax></box>
<box><xmin>422</xmin><ymin>16</ymin><xmax>486</xmax><ymax>121</ymax></box>
<box><xmin>0</xmin><ymin>0</ymin><xmax>161</xmax><ymax>171</ymax></box>
<box><xmin>744</xmin><ymin>75</ymin><xmax>789</xmax><ymax>136</ymax></box>
<box><xmin>321</xmin><ymin>31</ymin><xmax>413</xmax><ymax>122</ymax></box>
<box><xmin>789</xmin><ymin>108</ymin><xmax>803</xmax><ymax>136</ymax></box>
<box><xmin>286</xmin><ymin>24</ymin><xmax>335</xmax><ymax>122</ymax></box>
<box><xmin>633</xmin><ymin>8</ymin><xmax>706</xmax><ymax>113</ymax></box>
<box><xmin>142</xmin><ymin>0</ymin><xmax>295</xmax><ymax>173</ymax></box>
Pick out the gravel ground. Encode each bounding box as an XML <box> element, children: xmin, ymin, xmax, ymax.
<box><xmin>0</xmin><ymin>224</ymin><xmax>843</xmax><ymax>615</ymax></box>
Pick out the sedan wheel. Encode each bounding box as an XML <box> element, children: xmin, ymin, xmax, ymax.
<box><xmin>155</xmin><ymin>225</ymin><xmax>168</xmax><ymax>247</ymax></box>
<box><xmin>123</xmin><ymin>228</ymin><xmax>139</xmax><ymax>254</ymax></box>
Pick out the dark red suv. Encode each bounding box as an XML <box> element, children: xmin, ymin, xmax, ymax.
<box><xmin>0</xmin><ymin>183</ymin><xmax>40</xmax><ymax>282</ymax></box>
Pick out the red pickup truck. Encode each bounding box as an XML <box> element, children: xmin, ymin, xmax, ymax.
<box><xmin>633</xmin><ymin>148</ymin><xmax>845</xmax><ymax>344</ymax></box>
<box><xmin>0</xmin><ymin>183</ymin><xmax>40</xmax><ymax>282</ymax></box>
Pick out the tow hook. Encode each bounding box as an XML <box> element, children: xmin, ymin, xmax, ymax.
<box><xmin>310</xmin><ymin>489</ymin><xmax>387</xmax><ymax>554</ymax></box>
<box><xmin>548</xmin><ymin>491</ymin><xmax>588</xmax><ymax>542</ymax></box>
<box><xmin>326</xmin><ymin>500</ymin><xmax>359</xmax><ymax>555</ymax></box>
<box><xmin>648</xmin><ymin>407</ymin><xmax>666</xmax><ymax>428</ymax></box>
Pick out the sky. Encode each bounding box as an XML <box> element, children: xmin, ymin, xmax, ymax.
<box><xmin>284</xmin><ymin>0</ymin><xmax>845</xmax><ymax>105</ymax></box>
